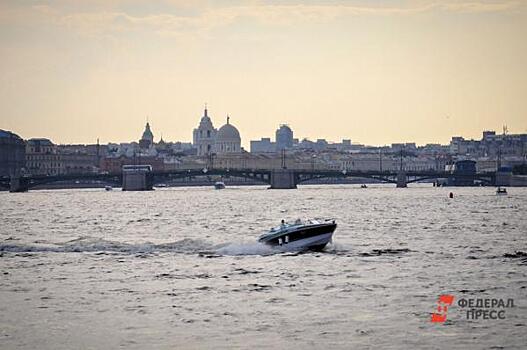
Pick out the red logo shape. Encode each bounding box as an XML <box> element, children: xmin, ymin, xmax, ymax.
<box><xmin>431</xmin><ymin>294</ymin><xmax>455</xmax><ymax>323</ymax></box>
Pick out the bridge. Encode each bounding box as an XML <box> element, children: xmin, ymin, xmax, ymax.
<box><xmin>1</xmin><ymin>168</ymin><xmax>497</xmax><ymax>192</ymax></box>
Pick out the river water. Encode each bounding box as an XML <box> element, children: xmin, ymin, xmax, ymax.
<box><xmin>1</xmin><ymin>185</ymin><xmax>526</xmax><ymax>349</ymax></box>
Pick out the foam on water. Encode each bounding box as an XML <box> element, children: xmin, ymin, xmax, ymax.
<box><xmin>0</xmin><ymin>236</ymin><xmax>215</xmax><ymax>254</ymax></box>
<box><xmin>1</xmin><ymin>238</ymin><xmax>345</xmax><ymax>256</ymax></box>
<box><xmin>214</xmin><ymin>241</ymin><xmax>278</xmax><ymax>256</ymax></box>
<box><xmin>0</xmin><ymin>237</ymin><xmax>286</xmax><ymax>256</ymax></box>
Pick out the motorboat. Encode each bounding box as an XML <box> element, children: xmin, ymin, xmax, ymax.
<box><xmin>104</xmin><ymin>185</ymin><xmax>113</xmax><ymax>191</ymax></box>
<box><xmin>214</xmin><ymin>181</ymin><xmax>226</xmax><ymax>190</ymax></box>
<box><xmin>258</xmin><ymin>218</ymin><xmax>337</xmax><ymax>251</ymax></box>
<box><xmin>361</xmin><ymin>184</ymin><xmax>368</xmax><ymax>189</ymax></box>
<box><xmin>496</xmin><ymin>187</ymin><xmax>507</xmax><ymax>195</ymax></box>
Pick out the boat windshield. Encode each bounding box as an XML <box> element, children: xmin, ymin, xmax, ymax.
<box><xmin>271</xmin><ymin>218</ymin><xmax>324</xmax><ymax>230</ymax></box>
<box><xmin>266</xmin><ymin>218</ymin><xmax>329</xmax><ymax>236</ymax></box>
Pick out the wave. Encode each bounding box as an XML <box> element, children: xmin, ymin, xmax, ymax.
<box><xmin>1</xmin><ymin>237</ymin><xmax>341</xmax><ymax>257</ymax></box>
<box><xmin>0</xmin><ymin>237</ymin><xmax>214</xmax><ymax>254</ymax></box>
<box><xmin>215</xmin><ymin>241</ymin><xmax>278</xmax><ymax>256</ymax></box>
<box><xmin>503</xmin><ymin>251</ymin><xmax>527</xmax><ymax>264</ymax></box>
<box><xmin>0</xmin><ymin>237</ymin><xmax>283</xmax><ymax>256</ymax></box>
<box><xmin>358</xmin><ymin>248</ymin><xmax>412</xmax><ymax>257</ymax></box>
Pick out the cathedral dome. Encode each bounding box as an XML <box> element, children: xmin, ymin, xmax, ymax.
<box><xmin>216</xmin><ymin>118</ymin><xmax>240</xmax><ymax>142</ymax></box>
<box><xmin>214</xmin><ymin>116</ymin><xmax>241</xmax><ymax>154</ymax></box>
<box><xmin>141</xmin><ymin>122</ymin><xmax>154</xmax><ymax>142</ymax></box>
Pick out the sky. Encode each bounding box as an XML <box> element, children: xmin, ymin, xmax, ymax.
<box><xmin>0</xmin><ymin>0</ymin><xmax>526</xmax><ymax>148</ymax></box>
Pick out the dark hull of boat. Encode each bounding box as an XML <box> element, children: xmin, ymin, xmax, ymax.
<box><xmin>259</xmin><ymin>223</ymin><xmax>337</xmax><ymax>251</ymax></box>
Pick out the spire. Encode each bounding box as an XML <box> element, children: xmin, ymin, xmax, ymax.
<box><xmin>227</xmin><ymin>115</ymin><xmax>230</xmax><ymax>125</ymax></box>
<box><xmin>204</xmin><ymin>103</ymin><xmax>208</xmax><ymax>117</ymax></box>
<box><xmin>141</xmin><ymin>119</ymin><xmax>154</xmax><ymax>142</ymax></box>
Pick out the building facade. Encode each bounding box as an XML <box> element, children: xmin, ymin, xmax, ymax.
<box><xmin>250</xmin><ymin>138</ymin><xmax>275</xmax><ymax>153</ymax></box>
<box><xmin>26</xmin><ymin>139</ymin><xmax>106</xmax><ymax>176</ymax></box>
<box><xmin>276</xmin><ymin>124</ymin><xmax>293</xmax><ymax>151</ymax></box>
<box><xmin>193</xmin><ymin>108</ymin><xmax>217</xmax><ymax>156</ymax></box>
<box><xmin>0</xmin><ymin>129</ymin><xmax>26</xmax><ymax>177</ymax></box>
<box><xmin>25</xmin><ymin>138</ymin><xmax>62</xmax><ymax>175</ymax></box>
<box><xmin>449</xmin><ymin>130</ymin><xmax>527</xmax><ymax>157</ymax></box>
<box><xmin>100</xmin><ymin>155</ymin><xmax>165</xmax><ymax>174</ymax></box>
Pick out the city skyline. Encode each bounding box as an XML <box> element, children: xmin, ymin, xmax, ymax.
<box><xmin>1</xmin><ymin>1</ymin><xmax>526</xmax><ymax>147</ymax></box>
<box><xmin>4</xmin><ymin>113</ymin><xmax>526</xmax><ymax>149</ymax></box>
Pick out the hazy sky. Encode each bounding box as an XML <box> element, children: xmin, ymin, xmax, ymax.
<box><xmin>1</xmin><ymin>0</ymin><xmax>526</xmax><ymax>147</ymax></box>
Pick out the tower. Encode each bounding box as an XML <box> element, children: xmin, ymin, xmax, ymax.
<box><xmin>276</xmin><ymin>124</ymin><xmax>293</xmax><ymax>151</ymax></box>
<box><xmin>139</xmin><ymin>121</ymin><xmax>154</xmax><ymax>149</ymax></box>
<box><xmin>193</xmin><ymin>106</ymin><xmax>217</xmax><ymax>156</ymax></box>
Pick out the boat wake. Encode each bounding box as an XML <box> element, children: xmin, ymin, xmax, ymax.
<box><xmin>214</xmin><ymin>241</ymin><xmax>279</xmax><ymax>256</ymax></box>
<box><xmin>1</xmin><ymin>236</ymin><xmax>339</xmax><ymax>256</ymax></box>
<box><xmin>0</xmin><ymin>237</ymin><xmax>215</xmax><ymax>255</ymax></box>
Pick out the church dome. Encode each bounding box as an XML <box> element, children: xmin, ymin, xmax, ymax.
<box><xmin>141</xmin><ymin>122</ymin><xmax>154</xmax><ymax>142</ymax></box>
<box><xmin>214</xmin><ymin>116</ymin><xmax>241</xmax><ymax>154</ymax></box>
<box><xmin>216</xmin><ymin>118</ymin><xmax>240</xmax><ymax>141</ymax></box>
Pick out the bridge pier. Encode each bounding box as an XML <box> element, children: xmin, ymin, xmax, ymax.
<box><xmin>396</xmin><ymin>171</ymin><xmax>407</xmax><ymax>188</ymax></box>
<box><xmin>270</xmin><ymin>169</ymin><xmax>297</xmax><ymax>189</ymax></box>
<box><xmin>122</xmin><ymin>167</ymin><xmax>154</xmax><ymax>191</ymax></box>
<box><xmin>495</xmin><ymin>171</ymin><xmax>512</xmax><ymax>187</ymax></box>
<box><xmin>10</xmin><ymin>177</ymin><xmax>29</xmax><ymax>192</ymax></box>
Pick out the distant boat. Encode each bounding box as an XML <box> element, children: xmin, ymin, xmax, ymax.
<box><xmin>214</xmin><ymin>181</ymin><xmax>226</xmax><ymax>190</ymax></box>
<box><xmin>496</xmin><ymin>187</ymin><xmax>507</xmax><ymax>195</ymax></box>
<box><xmin>104</xmin><ymin>185</ymin><xmax>113</xmax><ymax>191</ymax></box>
<box><xmin>360</xmin><ymin>184</ymin><xmax>368</xmax><ymax>189</ymax></box>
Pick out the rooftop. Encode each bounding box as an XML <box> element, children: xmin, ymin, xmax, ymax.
<box><xmin>0</xmin><ymin>129</ymin><xmax>23</xmax><ymax>140</ymax></box>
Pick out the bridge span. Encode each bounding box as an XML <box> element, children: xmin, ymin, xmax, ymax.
<box><xmin>2</xmin><ymin>167</ymin><xmax>496</xmax><ymax>192</ymax></box>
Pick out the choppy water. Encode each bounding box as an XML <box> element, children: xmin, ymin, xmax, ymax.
<box><xmin>1</xmin><ymin>185</ymin><xmax>526</xmax><ymax>349</ymax></box>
